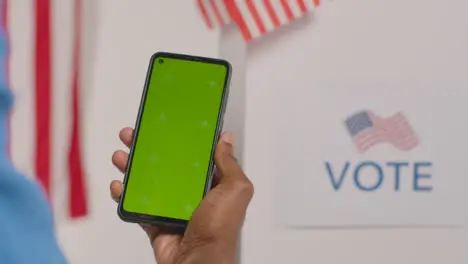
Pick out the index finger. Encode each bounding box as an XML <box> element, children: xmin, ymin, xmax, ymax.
<box><xmin>119</xmin><ymin>127</ymin><xmax>133</xmax><ymax>148</ymax></box>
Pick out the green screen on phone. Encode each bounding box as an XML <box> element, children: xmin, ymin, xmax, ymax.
<box><xmin>122</xmin><ymin>55</ymin><xmax>229</xmax><ymax>221</ymax></box>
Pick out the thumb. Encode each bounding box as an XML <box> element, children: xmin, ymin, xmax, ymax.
<box><xmin>216</xmin><ymin>132</ymin><xmax>235</xmax><ymax>157</ymax></box>
<box><xmin>214</xmin><ymin>132</ymin><xmax>243</xmax><ymax>183</ymax></box>
<box><xmin>183</xmin><ymin>132</ymin><xmax>253</xmax><ymax>252</ymax></box>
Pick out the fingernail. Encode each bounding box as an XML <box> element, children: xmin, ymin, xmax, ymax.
<box><xmin>221</xmin><ymin>132</ymin><xmax>234</xmax><ymax>145</ymax></box>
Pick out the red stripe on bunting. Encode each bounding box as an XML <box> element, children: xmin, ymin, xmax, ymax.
<box><xmin>246</xmin><ymin>0</ymin><xmax>266</xmax><ymax>35</ymax></box>
<box><xmin>69</xmin><ymin>0</ymin><xmax>88</xmax><ymax>218</ymax></box>
<box><xmin>197</xmin><ymin>0</ymin><xmax>214</xmax><ymax>29</ymax></box>
<box><xmin>35</xmin><ymin>0</ymin><xmax>52</xmax><ymax>198</ymax></box>
<box><xmin>297</xmin><ymin>0</ymin><xmax>308</xmax><ymax>13</ymax></box>
<box><xmin>209</xmin><ymin>0</ymin><xmax>225</xmax><ymax>26</ymax></box>
<box><xmin>263</xmin><ymin>0</ymin><xmax>281</xmax><ymax>27</ymax></box>
<box><xmin>280</xmin><ymin>0</ymin><xmax>294</xmax><ymax>21</ymax></box>
<box><xmin>225</xmin><ymin>0</ymin><xmax>252</xmax><ymax>41</ymax></box>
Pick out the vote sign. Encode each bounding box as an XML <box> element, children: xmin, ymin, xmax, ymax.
<box><xmin>273</xmin><ymin>81</ymin><xmax>468</xmax><ymax>227</ymax></box>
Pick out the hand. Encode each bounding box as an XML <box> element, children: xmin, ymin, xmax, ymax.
<box><xmin>110</xmin><ymin>128</ymin><xmax>254</xmax><ymax>264</ymax></box>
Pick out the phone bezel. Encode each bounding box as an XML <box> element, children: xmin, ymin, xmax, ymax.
<box><xmin>117</xmin><ymin>52</ymin><xmax>232</xmax><ymax>227</ymax></box>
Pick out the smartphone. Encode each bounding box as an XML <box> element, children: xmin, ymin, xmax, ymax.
<box><xmin>118</xmin><ymin>52</ymin><xmax>232</xmax><ymax>226</ymax></box>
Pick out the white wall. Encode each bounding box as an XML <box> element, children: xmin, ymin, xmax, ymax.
<box><xmin>219</xmin><ymin>25</ymin><xmax>248</xmax><ymax>264</ymax></box>
<box><xmin>57</xmin><ymin>1</ymin><xmax>221</xmax><ymax>263</ymax></box>
<box><xmin>9</xmin><ymin>0</ymin><xmax>468</xmax><ymax>263</ymax></box>
<box><xmin>239</xmin><ymin>0</ymin><xmax>468</xmax><ymax>263</ymax></box>
<box><xmin>219</xmin><ymin>25</ymin><xmax>247</xmax><ymax>165</ymax></box>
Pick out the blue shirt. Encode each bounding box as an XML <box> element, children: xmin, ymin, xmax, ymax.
<box><xmin>0</xmin><ymin>11</ymin><xmax>68</xmax><ymax>264</ymax></box>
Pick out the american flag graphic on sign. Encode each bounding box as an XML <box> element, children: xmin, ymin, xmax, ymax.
<box><xmin>345</xmin><ymin>110</ymin><xmax>419</xmax><ymax>153</ymax></box>
<box><xmin>5</xmin><ymin>0</ymin><xmax>98</xmax><ymax>221</ymax></box>
<box><xmin>197</xmin><ymin>0</ymin><xmax>320</xmax><ymax>41</ymax></box>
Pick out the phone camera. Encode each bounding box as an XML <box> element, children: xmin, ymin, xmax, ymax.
<box><xmin>158</xmin><ymin>59</ymin><xmax>164</xmax><ymax>64</ymax></box>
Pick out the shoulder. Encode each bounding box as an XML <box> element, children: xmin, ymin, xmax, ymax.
<box><xmin>0</xmin><ymin>160</ymin><xmax>68</xmax><ymax>264</ymax></box>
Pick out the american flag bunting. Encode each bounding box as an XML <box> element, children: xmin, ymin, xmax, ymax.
<box><xmin>5</xmin><ymin>0</ymin><xmax>97</xmax><ymax>221</ymax></box>
<box><xmin>198</xmin><ymin>0</ymin><xmax>320</xmax><ymax>41</ymax></box>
